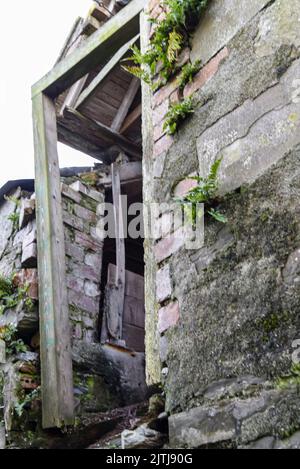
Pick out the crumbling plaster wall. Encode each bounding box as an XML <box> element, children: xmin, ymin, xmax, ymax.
<box><xmin>143</xmin><ymin>0</ymin><xmax>300</xmax><ymax>448</ymax></box>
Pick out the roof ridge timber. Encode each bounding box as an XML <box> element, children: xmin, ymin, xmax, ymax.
<box><xmin>31</xmin><ymin>0</ymin><xmax>145</xmax><ymax>99</ymax></box>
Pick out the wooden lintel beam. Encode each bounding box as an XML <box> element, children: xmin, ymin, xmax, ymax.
<box><xmin>57</xmin><ymin>123</ymin><xmax>112</xmax><ymax>162</ymax></box>
<box><xmin>75</xmin><ymin>34</ymin><xmax>140</xmax><ymax>109</ymax></box>
<box><xmin>58</xmin><ymin>107</ymin><xmax>142</xmax><ymax>160</ymax></box>
<box><xmin>31</xmin><ymin>0</ymin><xmax>144</xmax><ymax>99</ymax></box>
<box><xmin>120</xmin><ymin>104</ymin><xmax>142</xmax><ymax>134</ymax></box>
<box><xmin>32</xmin><ymin>93</ymin><xmax>74</xmax><ymax>429</ymax></box>
<box><xmin>111</xmin><ymin>77</ymin><xmax>140</xmax><ymax>132</ymax></box>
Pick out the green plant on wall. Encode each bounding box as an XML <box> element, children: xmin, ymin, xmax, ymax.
<box><xmin>4</xmin><ymin>195</ymin><xmax>21</xmax><ymax>231</ymax></box>
<box><xmin>0</xmin><ymin>275</ymin><xmax>34</xmax><ymax>317</ymax></box>
<box><xmin>177</xmin><ymin>60</ymin><xmax>201</xmax><ymax>90</ymax></box>
<box><xmin>0</xmin><ymin>325</ymin><xmax>27</xmax><ymax>356</ymax></box>
<box><xmin>15</xmin><ymin>388</ymin><xmax>40</xmax><ymax>418</ymax></box>
<box><xmin>124</xmin><ymin>0</ymin><xmax>210</xmax><ymax>84</ymax></box>
<box><xmin>175</xmin><ymin>158</ymin><xmax>228</xmax><ymax>224</ymax></box>
<box><xmin>277</xmin><ymin>363</ymin><xmax>300</xmax><ymax>391</ymax></box>
<box><xmin>163</xmin><ymin>97</ymin><xmax>195</xmax><ymax>135</ymax></box>
<box><xmin>123</xmin><ymin>1</ymin><xmax>210</xmax><ymax>136</ymax></box>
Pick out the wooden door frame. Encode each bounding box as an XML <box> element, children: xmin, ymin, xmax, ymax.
<box><xmin>31</xmin><ymin>0</ymin><xmax>145</xmax><ymax>429</ymax></box>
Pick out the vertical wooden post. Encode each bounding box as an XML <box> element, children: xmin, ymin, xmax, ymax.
<box><xmin>111</xmin><ymin>163</ymin><xmax>126</xmax><ymax>340</ymax></box>
<box><xmin>32</xmin><ymin>93</ymin><xmax>74</xmax><ymax>429</ymax></box>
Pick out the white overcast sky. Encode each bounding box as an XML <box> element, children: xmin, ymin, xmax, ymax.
<box><xmin>0</xmin><ymin>0</ymin><xmax>97</xmax><ymax>189</ymax></box>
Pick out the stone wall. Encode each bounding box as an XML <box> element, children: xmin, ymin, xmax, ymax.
<box><xmin>0</xmin><ymin>177</ymin><xmax>105</xmax><ymax>345</ymax></box>
<box><xmin>143</xmin><ymin>0</ymin><xmax>300</xmax><ymax>448</ymax></box>
<box><xmin>61</xmin><ymin>180</ymin><xmax>104</xmax><ymax>344</ymax></box>
<box><xmin>0</xmin><ymin>170</ymin><xmax>147</xmax><ymax>446</ymax></box>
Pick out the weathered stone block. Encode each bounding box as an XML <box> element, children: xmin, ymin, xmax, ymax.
<box><xmin>85</xmin><ymin>252</ymin><xmax>102</xmax><ymax>267</ymax></box>
<box><xmin>154</xmin><ymin>211</ymin><xmax>174</xmax><ymax>240</ymax></box>
<box><xmin>61</xmin><ymin>183</ymin><xmax>82</xmax><ymax>203</ymax></box>
<box><xmin>241</xmin><ymin>436</ymin><xmax>275</xmax><ymax>450</ymax></box>
<box><xmin>282</xmin><ymin>248</ymin><xmax>300</xmax><ymax>285</ymax></box>
<box><xmin>274</xmin><ymin>431</ymin><xmax>300</xmax><ymax>450</ymax></box>
<box><xmin>176</xmin><ymin>47</ymin><xmax>190</xmax><ymax>69</ymax></box>
<box><xmin>190</xmin><ymin>227</ymin><xmax>234</xmax><ymax>273</ymax></box>
<box><xmin>83</xmin><ymin>329</ymin><xmax>96</xmax><ymax>343</ymax></box>
<box><xmin>254</xmin><ymin>0</ymin><xmax>300</xmax><ymax>57</ymax></box>
<box><xmin>153</xmin><ymin>134</ymin><xmax>174</xmax><ymax>159</ymax></box>
<box><xmin>0</xmin><ymin>302</ymin><xmax>39</xmax><ymax>337</ymax></box>
<box><xmin>73</xmin><ymin>323</ymin><xmax>83</xmax><ymax>340</ymax></box>
<box><xmin>197</xmin><ymin>59</ymin><xmax>300</xmax><ymax>194</ymax></box>
<box><xmin>153</xmin><ymin>152</ymin><xmax>167</xmax><ymax>178</ymax></box>
<box><xmin>19</xmin><ymin>198</ymin><xmax>35</xmax><ymax>230</ymax></box>
<box><xmin>63</xmin><ymin>210</ymin><xmax>84</xmax><ymax>232</ymax></box>
<box><xmin>159</xmin><ymin>335</ymin><xmax>169</xmax><ymax>363</ymax></box>
<box><xmin>84</xmin><ymin>280</ymin><xmax>100</xmax><ymax>298</ymax></box>
<box><xmin>190</xmin><ymin>0</ymin><xmax>270</xmax><ymax>65</ymax></box>
<box><xmin>203</xmin><ymin>376</ymin><xmax>265</xmax><ymax>402</ymax></box>
<box><xmin>184</xmin><ymin>47</ymin><xmax>229</xmax><ymax>98</ymax></box>
<box><xmin>169</xmin><ymin>405</ymin><xmax>236</xmax><ymax>448</ymax></box>
<box><xmin>70</xmin><ymin>261</ymin><xmax>101</xmax><ymax>283</ymax></box>
<box><xmin>66</xmin><ymin>275</ymin><xmax>84</xmax><ymax>292</ymax></box>
<box><xmin>70</xmin><ymin>181</ymin><xmax>104</xmax><ymax>203</ymax></box>
<box><xmin>170</xmin><ymin>88</ymin><xmax>181</xmax><ymax>105</ymax></box>
<box><xmin>153</xmin><ymin>100</ymin><xmax>169</xmax><ymax>126</ymax></box>
<box><xmin>74</xmin><ymin>204</ymin><xmax>97</xmax><ymax>223</ymax></box>
<box><xmin>68</xmin><ymin>289</ymin><xmax>99</xmax><ymax>315</ymax></box>
<box><xmin>153</xmin><ymin>79</ymin><xmax>178</xmax><ymax>108</ymax></box>
<box><xmin>81</xmin><ymin>315</ymin><xmax>95</xmax><ymax>329</ymax></box>
<box><xmin>21</xmin><ymin>243</ymin><xmax>37</xmax><ymax>268</ymax></box>
<box><xmin>121</xmin><ymin>424</ymin><xmax>165</xmax><ymax>449</ymax></box>
<box><xmin>158</xmin><ymin>301</ymin><xmax>180</xmax><ymax>334</ymax></box>
<box><xmin>22</xmin><ymin>221</ymin><xmax>37</xmax><ymax>248</ymax></box>
<box><xmin>154</xmin><ymin>122</ymin><xmax>166</xmax><ymax>142</ymax></box>
<box><xmin>75</xmin><ymin>231</ymin><xmax>102</xmax><ymax>252</ymax></box>
<box><xmin>173</xmin><ymin>176</ymin><xmax>198</xmax><ymax>198</ymax></box>
<box><xmin>154</xmin><ymin>229</ymin><xmax>185</xmax><ymax>263</ymax></box>
<box><xmin>156</xmin><ymin>265</ymin><xmax>172</xmax><ymax>303</ymax></box>
<box><xmin>65</xmin><ymin>242</ymin><xmax>85</xmax><ymax>262</ymax></box>
<box><xmin>13</xmin><ymin>269</ymin><xmax>38</xmax><ymax>300</ymax></box>
<box><xmin>238</xmin><ymin>389</ymin><xmax>300</xmax><ymax>445</ymax></box>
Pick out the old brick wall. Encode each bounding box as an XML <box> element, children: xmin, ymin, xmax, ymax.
<box><xmin>0</xmin><ymin>178</ymin><xmax>105</xmax><ymax>344</ymax></box>
<box><xmin>0</xmin><ymin>175</ymin><xmax>110</xmax><ymax>442</ymax></box>
<box><xmin>61</xmin><ymin>180</ymin><xmax>104</xmax><ymax>344</ymax></box>
<box><xmin>0</xmin><ymin>170</ymin><xmax>148</xmax><ymax>445</ymax></box>
<box><xmin>143</xmin><ymin>0</ymin><xmax>300</xmax><ymax>448</ymax></box>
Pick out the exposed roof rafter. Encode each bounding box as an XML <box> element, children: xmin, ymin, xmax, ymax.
<box><xmin>31</xmin><ymin>0</ymin><xmax>144</xmax><ymax>99</ymax></box>
<box><xmin>58</xmin><ymin>107</ymin><xmax>142</xmax><ymax>161</ymax></box>
<box><xmin>75</xmin><ymin>34</ymin><xmax>139</xmax><ymax>109</ymax></box>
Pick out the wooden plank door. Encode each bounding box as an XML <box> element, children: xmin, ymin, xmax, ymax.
<box><xmin>106</xmin><ymin>264</ymin><xmax>145</xmax><ymax>352</ymax></box>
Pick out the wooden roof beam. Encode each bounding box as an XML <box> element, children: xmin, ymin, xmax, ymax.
<box><xmin>120</xmin><ymin>104</ymin><xmax>142</xmax><ymax>134</ymax></box>
<box><xmin>111</xmin><ymin>77</ymin><xmax>140</xmax><ymax>132</ymax></box>
<box><xmin>58</xmin><ymin>107</ymin><xmax>142</xmax><ymax>160</ymax></box>
<box><xmin>75</xmin><ymin>34</ymin><xmax>139</xmax><ymax>109</ymax></box>
<box><xmin>31</xmin><ymin>0</ymin><xmax>144</xmax><ymax>99</ymax></box>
